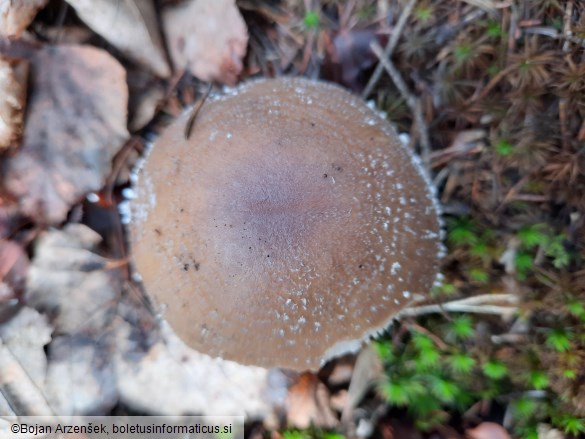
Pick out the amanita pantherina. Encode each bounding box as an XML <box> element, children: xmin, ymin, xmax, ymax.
<box><xmin>129</xmin><ymin>77</ymin><xmax>443</xmax><ymax>371</ymax></box>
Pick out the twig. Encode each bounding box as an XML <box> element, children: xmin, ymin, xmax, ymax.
<box><xmin>464</xmin><ymin>64</ymin><xmax>515</xmax><ymax>107</ymax></box>
<box><xmin>397</xmin><ymin>294</ymin><xmax>519</xmax><ymax>319</ymax></box>
<box><xmin>406</xmin><ymin>322</ymin><xmax>449</xmax><ymax>350</ymax></box>
<box><xmin>184</xmin><ymin>83</ymin><xmax>212</xmax><ymax>140</ymax></box>
<box><xmin>402</xmin><ymin>303</ymin><xmax>517</xmax><ymax>317</ymax></box>
<box><xmin>369</xmin><ymin>41</ymin><xmax>432</xmax><ymax>170</ymax></box>
<box><xmin>562</xmin><ymin>0</ymin><xmax>574</xmax><ymax>52</ymax></box>
<box><xmin>496</xmin><ymin>174</ymin><xmax>529</xmax><ymax>212</ymax></box>
<box><xmin>438</xmin><ymin>293</ymin><xmax>519</xmax><ymax>306</ymax></box>
<box><xmin>460</xmin><ymin>0</ymin><xmax>497</xmax><ymax>13</ymax></box>
<box><xmin>361</xmin><ymin>0</ymin><xmax>417</xmax><ymax>99</ymax></box>
<box><xmin>507</xmin><ymin>2</ymin><xmax>518</xmax><ymax>54</ymax></box>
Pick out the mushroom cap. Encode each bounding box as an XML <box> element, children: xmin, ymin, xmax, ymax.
<box><xmin>129</xmin><ymin>77</ymin><xmax>443</xmax><ymax>370</ymax></box>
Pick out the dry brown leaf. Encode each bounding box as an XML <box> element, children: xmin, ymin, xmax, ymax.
<box><xmin>26</xmin><ymin>224</ymin><xmax>122</xmax><ymax>335</ymax></box>
<box><xmin>19</xmin><ymin>224</ymin><xmax>121</xmax><ymax>414</ymax></box>
<box><xmin>128</xmin><ymin>85</ymin><xmax>164</xmax><ymax>131</ymax></box>
<box><xmin>466</xmin><ymin>422</ymin><xmax>512</xmax><ymax>439</ymax></box>
<box><xmin>127</xmin><ymin>69</ymin><xmax>165</xmax><ymax>131</ymax></box>
<box><xmin>0</xmin><ymin>0</ymin><xmax>48</xmax><ymax>37</ymax></box>
<box><xmin>163</xmin><ymin>0</ymin><xmax>248</xmax><ymax>85</ymax></box>
<box><xmin>285</xmin><ymin>372</ymin><xmax>338</xmax><ymax>429</ymax></box>
<box><xmin>0</xmin><ymin>56</ymin><xmax>28</xmax><ymax>151</ymax></box>
<box><xmin>1</xmin><ymin>45</ymin><xmax>129</xmax><ymax>225</ymax></box>
<box><xmin>65</xmin><ymin>0</ymin><xmax>171</xmax><ymax>78</ymax></box>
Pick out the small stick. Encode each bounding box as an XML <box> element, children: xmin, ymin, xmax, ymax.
<box><xmin>397</xmin><ymin>294</ymin><xmax>519</xmax><ymax>319</ymax></box>
<box><xmin>407</xmin><ymin>322</ymin><xmax>449</xmax><ymax>350</ymax></box>
<box><xmin>562</xmin><ymin>0</ymin><xmax>574</xmax><ymax>52</ymax></box>
<box><xmin>184</xmin><ymin>83</ymin><xmax>212</xmax><ymax>140</ymax></box>
<box><xmin>463</xmin><ymin>64</ymin><xmax>515</xmax><ymax>107</ymax></box>
<box><xmin>361</xmin><ymin>0</ymin><xmax>418</xmax><ymax>99</ymax></box>
<box><xmin>369</xmin><ymin>40</ymin><xmax>432</xmax><ymax>170</ymax></box>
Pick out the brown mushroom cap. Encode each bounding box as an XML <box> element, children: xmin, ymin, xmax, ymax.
<box><xmin>129</xmin><ymin>77</ymin><xmax>443</xmax><ymax>370</ymax></box>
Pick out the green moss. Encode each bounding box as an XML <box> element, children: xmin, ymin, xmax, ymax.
<box><xmin>303</xmin><ymin>11</ymin><xmax>319</xmax><ymax>29</ymax></box>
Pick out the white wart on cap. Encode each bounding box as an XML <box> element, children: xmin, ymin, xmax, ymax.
<box><xmin>129</xmin><ymin>77</ymin><xmax>443</xmax><ymax>370</ymax></box>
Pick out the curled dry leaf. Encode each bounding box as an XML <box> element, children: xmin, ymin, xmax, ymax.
<box><xmin>0</xmin><ymin>56</ymin><xmax>28</xmax><ymax>151</ymax></box>
<box><xmin>163</xmin><ymin>0</ymin><xmax>248</xmax><ymax>85</ymax></box>
<box><xmin>0</xmin><ymin>0</ymin><xmax>48</xmax><ymax>37</ymax></box>
<box><xmin>65</xmin><ymin>0</ymin><xmax>171</xmax><ymax>78</ymax></box>
<box><xmin>1</xmin><ymin>45</ymin><xmax>129</xmax><ymax>225</ymax></box>
<box><xmin>26</xmin><ymin>224</ymin><xmax>123</xmax><ymax>335</ymax></box>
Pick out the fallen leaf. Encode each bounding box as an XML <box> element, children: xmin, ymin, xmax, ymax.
<box><xmin>127</xmin><ymin>68</ymin><xmax>165</xmax><ymax>131</ymax></box>
<box><xmin>44</xmin><ymin>334</ymin><xmax>118</xmax><ymax>414</ymax></box>
<box><xmin>113</xmin><ymin>318</ymin><xmax>271</xmax><ymax>417</ymax></box>
<box><xmin>0</xmin><ymin>394</ymin><xmax>15</xmax><ymax>416</ymax></box>
<box><xmin>0</xmin><ymin>307</ymin><xmax>53</xmax><ymax>415</ymax></box>
<box><xmin>65</xmin><ymin>0</ymin><xmax>171</xmax><ymax>78</ymax></box>
<box><xmin>163</xmin><ymin>0</ymin><xmax>248</xmax><ymax>85</ymax></box>
<box><xmin>285</xmin><ymin>372</ymin><xmax>338</xmax><ymax>429</ymax></box>
<box><xmin>0</xmin><ymin>56</ymin><xmax>28</xmax><ymax>151</ymax></box>
<box><xmin>466</xmin><ymin>422</ymin><xmax>512</xmax><ymax>439</ymax></box>
<box><xmin>0</xmin><ymin>0</ymin><xmax>48</xmax><ymax>37</ymax></box>
<box><xmin>1</xmin><ymin>45</ymin><xmax>129</xmax><ymax>225</ymax></box>
<box><xmin>19</xmin><ymin>224</ymin><xmax>121</xmax><ymax>414</ymax></box>
<box><xmin>26</xmin><ymin>224</ymin><xmax>123</xmax><ymax>335</ymax></box>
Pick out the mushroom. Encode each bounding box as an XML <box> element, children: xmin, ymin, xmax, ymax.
<box><xmin>129</xmin><ymin>77</ymin><xmax>443</xmax><ymax>371</ymax></box>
